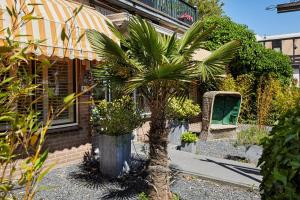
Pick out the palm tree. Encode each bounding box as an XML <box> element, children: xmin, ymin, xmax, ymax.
<box><xmin>87</xmin><ymin>17</ymin><xmax>239</xmax><ymax>200</ymax></box>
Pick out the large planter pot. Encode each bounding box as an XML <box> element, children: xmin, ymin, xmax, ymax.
<box><xmin>180</xmin><ymin>142</ymin><xmax>197</xmax><ymax>154</ymax></box>
<box><xmin>168</xmin><ymin>120</ymin><xmax>189</xmax><ymax>145</ymax></box>
<box><xmin>94</xmin><ymin>133</ymin><xmax>131</xmax><ymax>178</ymax></box>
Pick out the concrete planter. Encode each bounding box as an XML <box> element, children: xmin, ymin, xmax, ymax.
<box><xmin>93</xmin><ymin>133</ymin><xmax>131</xmax><ymax>178</ymax></box>
<box><xmin>168</xmin><ymin>120</ymin><xmax>189</xmax><ymax>145</ymax></box>
<box><xmin>180</xmin><ymin>142</ymin><xmax>197</xmax><ymax>154</ymax></box>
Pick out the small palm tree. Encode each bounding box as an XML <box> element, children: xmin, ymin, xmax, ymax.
<box><xmin>87</xmin><ymin>17</ymin><xmax>239</xmax><ymax>200</ymax></box>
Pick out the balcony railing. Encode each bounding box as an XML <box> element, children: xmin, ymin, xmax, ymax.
<box><xmin>139</xmin><ymin>0</ymin><xmax>197</xmax><ymax>25</ymax></box>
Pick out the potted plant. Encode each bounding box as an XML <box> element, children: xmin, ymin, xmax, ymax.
<box><xmin>90</xmin><ymin>96</ymin><xmax>143</xmax><ymax>178</ymax></box>
<box><xmin>166</xmin><ymin>97</ymin><xmax>200</xmax><ymax>145</ymax></box>
<box><xmin>180</xmin><ymin>131</ymin><xmax>198</xmax><ymax>153</ymax></box>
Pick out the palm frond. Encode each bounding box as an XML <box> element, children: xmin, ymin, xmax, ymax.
<box><xmin>86</xmin><ymin>29</ymin><xmax>125</xmax><ymax>61</ymax></box>
<box><xmin>198</xmin><ymin>40</ymin><xmax>241</xmax><ymax>81</ymax></box>
<box><xmin>127</xmin><ymin>17</ymin><xmax>164</xmax><ymax>67</ymax></box>
<box><xmin>180</xmin><ymin>24</ymin><xmax>217</xmax><ymax>58</ymax></box>
<box><xmin>178</xmin><ymin>20</ymin><xmax>205</xmax><ymax>53</ymax></box>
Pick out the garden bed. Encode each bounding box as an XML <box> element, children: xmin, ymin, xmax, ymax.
<box><xmin>196</xmin><ymin>139</ymin><xmax>263</xmax><ymax>164</ymax></box>
<box><xmin>15</xmin><ymin>156</ymin><xmax>260</xmax><ymax>200</ymax></box>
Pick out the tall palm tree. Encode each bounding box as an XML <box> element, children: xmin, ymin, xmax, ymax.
<box><xmin>87</xmin><ymin>17</ymin><xmax>240</xmax><ymax>200</ymax></box>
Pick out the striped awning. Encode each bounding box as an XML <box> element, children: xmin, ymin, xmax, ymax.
<box><xmin>0</xmin><ymin>0</ymin><xmax>118</xmax><ymax>61</ymax></box>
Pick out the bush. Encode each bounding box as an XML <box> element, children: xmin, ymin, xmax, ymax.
<box><xmin>259</xmin><ymin>100</ymin><xmax>300</xmax><ymax>200</ymax></box>
<box><xmin>203</xmin><ymin>16</ymin><xmax>293</xmax><ymax>85</ymax></box>
<box><xmin>138</xmin><ymin>192</ymin><xmax>149</xmax><ymax>200</ymax></box>
<box><xmin>91</xmin><ymin>96</ymin><xmax>143</xmax><ymax>136</ymax></box>
<box><xmin>273</xmin><ymin>86</ymin><xmax>300</xmax><ymax>118</ymax></box>
<box><xmin>236</xmin><ymin>126</ymin><xmax>269</xmax><ymax>146</ymax></box>
<box><xmin>181</xmin><ymin>131</ymin><xmax>198</xmax><ymax>143</ymax></box>
<box><xmin>166</xmin><ymin>98</ymin><xmax>201</xmax><ymax>121</ymax></box>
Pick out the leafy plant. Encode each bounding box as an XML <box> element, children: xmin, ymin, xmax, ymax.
<box><xmin>91</xmin><ymin>96</ymin><xmax>143</xmax><ymax>136</ymax></box>
<box><xmin>202</xmin><ymin>16</ymin><xmax>293</xmax><ymax>85</ymax></box>
<box><xmin>138</xmin><ymin>192</ymin><xmax>149</xmax><ymax>200</ymax></box>
<box><xmin>166</xmin><ymin>98</ymin><xmax>201</xmax><ymax>121</ymax></box>
<box><xmin>273</xmin><ymin>85</ymin><xmax>300</xmax><ymax>119</ymax></box>
<box><xmin>189</xmin><ymin>0</ymin><xmax>224</xmax><ymax>19</ymax></box>
<box><xmin>181</xmin><ymin>131</ymin><xmax>198</xmax><ymax>143</ymax></box>
<box><xmin>0</xmin><ymin>2</ymin><xmax>84</xmax><ymax>200</ymax></box>
<box><xmin>236</xmin><ymin>126</ymin><xmax>269</xmax><ymax>146</ymax></box>
<box><xmin>87</xmin><ymin>16</ymin><xmax>239</xmax><ymax>199</ymax></box>
<box><xmin>258</xmin><ymin>99</ymin><xmax>300</xmax><ymax>200</ymax></box>
<box><xmin>257</xmin><ymin>75</ymin><xmax>281</xmax><ymax>127</ymax></box>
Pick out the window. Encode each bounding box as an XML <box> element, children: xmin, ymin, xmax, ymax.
<box><xmin>1</xmin><ymin>59</ymin><xmax>77</xmax><ymax>129</ymax></box>
<box><xmin>25</xmin><ymin>59</ymin><xmax>76</xmax><ymax>126</ymax></box>
<box><xmin>272</xmin><ymin>40</ymin><xmax>282</xmax><ymax>52</ymax></box>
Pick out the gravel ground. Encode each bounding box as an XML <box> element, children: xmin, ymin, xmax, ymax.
<box><xmin>15</xmin><ymin>163</ymin><xmax>260</xmax><ymax>200</ymax></box>
<box><xmin>196</xmin><ymin>140</ymin><xmax>247</xmax><ymax>160</ymax></box>
<box><xmin>172</xmin><ymin>174</ymin><xmax>260</xmax><ymax>200</ymax></box>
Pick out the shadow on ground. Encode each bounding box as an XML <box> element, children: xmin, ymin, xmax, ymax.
<box><xmin>68</xmin><ymin>152</ymin><xmax>150</xmax><ymax>199</ymax></box>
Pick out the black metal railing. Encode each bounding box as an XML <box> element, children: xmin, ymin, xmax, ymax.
<box><xmin>139</xmin><ymin>0</ymin><xmax>197</xmax><ymax>25</ymax></box>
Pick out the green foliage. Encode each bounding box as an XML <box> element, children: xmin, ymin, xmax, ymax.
<box><xmin>0</xmin><ymin>2</ymin><xmax>83</xmax><ymax>200</ymax></box>
<box><xmin>87</xmin><ymin>16</ymin><xmax>239</xmax><ymax>198</ymax></box>
<box><xmin>202</xmin><ymin>16</ymin><xmax>293</xmax><ymax>85</ymax></box>
<box><xmin>181</xmin><ymin>131</ymin><xmax>198</xmax><ymax>143</ymax></box>
<box><xmin>257</xmin><ymin>76</ymin><xmax>281</xmax><ymax>127</ymax></box>
<box><xmin>258</xmin><ymin>99</ymin><xmax>300</xmax><ymax>200</ymax></box>
<box><xmin>138</xmin><ymin>192</ymin><xmax>149</xmax><ymax>200</ymax></box>
<box><xmin>166</xmin><ymin>98</ymin><xmax>200</xmax><ymax>121</ymax></box>
<box><xmin>236</xmin><ymin>126</ymin><xmax>269</xmax><ymax>146</ymax></box>
<box><xmin>273</xmin><ymin>86</ymin><xmax>300</xmax><ymax>119</ymax></box>
<box><xmin>87</xmin><ymin>17</ymin><xmax>240</xmax><ymax>106</ymax></box>
<box><xmin>91</xmin><ymin>96</ymin><xmax>143</xmax><ymax>136</ymax></box>
<box><xmin>172</xmin><ymin>193</ymin><xmax>180</xmax><ymax>200</ymax></box>
<box><xmin>255</xmin><ymin>48</ymin><xmax>292</xmax><ymax>85</ymax></box>
<box><xmin>189</xmin><ymin>0</ymin><xmax>224</xmax><ymax>19</ymax></box>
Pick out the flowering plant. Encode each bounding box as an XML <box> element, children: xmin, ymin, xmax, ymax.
<box><xmin>178</xmin><ymin>12</ymin><xmax>193</xmax><ymax>22</ymax></box>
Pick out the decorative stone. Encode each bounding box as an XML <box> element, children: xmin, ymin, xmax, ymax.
<box><xmin>94</xmin><ymin>133</ymin><xmax>131</xmax><ymax>178</ymax></box>
<box><xmin>245</xmin><ymin>145</ymin><xmax>263</xmax><ymax>164</ymax></box>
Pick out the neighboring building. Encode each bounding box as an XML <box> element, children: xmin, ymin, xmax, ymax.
<box><xmin>258</xmin><ymin>33</ymin><xmax>300</xmax><ymax>86</ymax></box>
<box><xmin>1</xmin><ymin>0</ymin><xmax>198</xmax><ymax>170</ymax></box>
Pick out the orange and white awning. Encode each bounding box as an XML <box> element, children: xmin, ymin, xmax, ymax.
<box><xmin>0</xmin><ymin>0</ymin><xmax>118</xmax><ymax>61</ymax></box>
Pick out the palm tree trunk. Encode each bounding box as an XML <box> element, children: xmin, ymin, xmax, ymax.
<box><xmin>147</xmin><ymin>105</ymin><xmax>170</xmax><ymax>200</ymax></box>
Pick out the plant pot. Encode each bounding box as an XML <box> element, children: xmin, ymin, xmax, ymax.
<box><xmin>180</xmin><ymin>142</ymin><xmax>196</xmax><ymax>154</ymax></box>
<box><xmin>168</xmin><ymin>120</ymin><xmax>189</xmax><ymax>145</ymax></box>
<box><xmin>94</xmin><ymin>133</ymin><xmax>131</xmax><ymax>178</ymax></box>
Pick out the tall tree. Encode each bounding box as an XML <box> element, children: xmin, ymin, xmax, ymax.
<box><xmin>202</xmin><ymin>16</ymin><xmax>293</xmax><ymax>85</ymax></box>
<box><xmin>189</xmin><ymin>0</ymin><xmax>224</xmax><ymax>19</ymax></box>
<box><xmin>87</xmin><ymin>17</ymin><xmax>239</xmax><ymax>199</ymax></box>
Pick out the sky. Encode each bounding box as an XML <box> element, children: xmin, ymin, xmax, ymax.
<box><xmin>222</xmin><ymin>0</ymin><xmax>300</xmax><ymax>36</ymax></box>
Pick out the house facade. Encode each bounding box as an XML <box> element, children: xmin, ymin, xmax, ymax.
<box><xmin>1</xmin><ymin>0</ymin><xmax>198</xmax><ymax>170</ymax></box>
<box><xmin>258</xmin><ymin>33</ymin><xmax>300</xmax><ymax>87</ymax></box>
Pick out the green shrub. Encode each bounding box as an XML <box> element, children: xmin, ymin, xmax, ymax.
<box><xmin>166</xmin><ymin>98</ymin><xmax>201</xmax><ymax>121</ymax></box>
<box><xmin>236</xmin><ymin>126</ymin><xmax>269</xmax><ymax>146</ymax></box>
<box><xmin>273</xmin><ymin>86</ymin><xmax>300</xmax><ymax>118</ymax></box>
<box><xmin>138</xmin><ymin>192</ymin><xmax>149</xmax><ymax>200</ymax></box>
<box><xmin>181</xmin><ymin>131</ymin><xmax>198</xmax><ymax>143</ymax></box>
<box><xmin>91</xmin><ymin>96</ymin><xmax>143</xmax><ymax>136</ymax></box>
<box><xmin>259</xmin><ymin>100</ymin><xmax>300</xmax><ymax>200</ymax></box>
